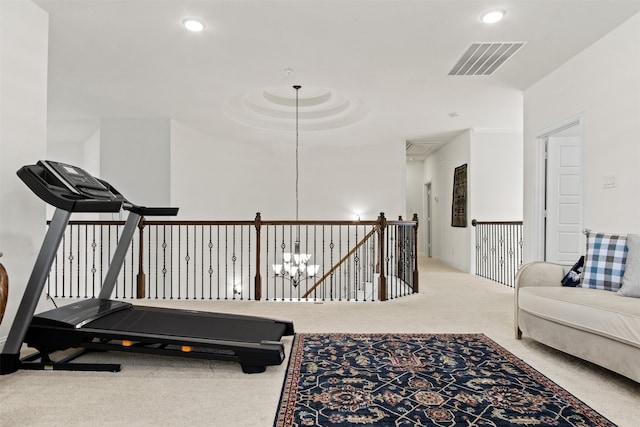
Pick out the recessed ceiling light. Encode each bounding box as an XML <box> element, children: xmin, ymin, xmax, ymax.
<box><xmin>481</xmin><ymin>9</ymin><xmax>505</xmax><ymax>24</ymax></box>
<box><xmin>183</xmin><ymin>18</ymin><xmax>205</xmax><ymax>32</ymax></box>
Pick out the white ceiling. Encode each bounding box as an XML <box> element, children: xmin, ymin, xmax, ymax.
<box><xmin>34</xmin><ymin>0</ymin><xmax>640</xmax><ymax>158</ymax></box>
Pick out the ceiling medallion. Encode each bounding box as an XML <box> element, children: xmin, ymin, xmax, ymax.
<box><xmin>223</xmin><ymin>85</ymin><xmax>367</xmax><ymax>131</ymax></box>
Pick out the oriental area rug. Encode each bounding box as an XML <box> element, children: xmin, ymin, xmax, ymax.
<box><xmin>274</xmin><ymin>333</ymin><xmax>614</xmax><ymax>427</ymax></box>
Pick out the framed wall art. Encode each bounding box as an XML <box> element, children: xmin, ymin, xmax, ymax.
<box><xmin>451</xmin><ymin>163</ymin><xmax>467</xmax><ymax>227</ymax></box>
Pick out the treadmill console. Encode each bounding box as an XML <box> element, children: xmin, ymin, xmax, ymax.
<box><xmin>17</xmin><ymin>160</ymin><xmax>127</xmax><ymax>213</ymax></box>
<box><xmin>41</xmin><ymin>160</ymin><xmax>115</xmax><ymax>200</ymax></box>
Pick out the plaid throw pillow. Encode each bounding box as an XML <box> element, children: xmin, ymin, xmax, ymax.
<box><xmin>581</xmin><ymin>233</ymin><xmax>628</xmax><ymax>291</ymax></box>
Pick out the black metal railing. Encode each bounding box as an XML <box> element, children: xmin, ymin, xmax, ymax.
<box><xmin>472</xmin><ymin>219</ymin><xmax>523</xmax><ymax>287</ymax></box>
<box><xmin>47</xmin><ymin>213</ymin><xmax>419</xmax><ymax>302</ymax></box>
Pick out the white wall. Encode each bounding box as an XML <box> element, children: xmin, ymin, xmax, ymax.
<box><xmin>470</xmin><ymin>130</ymin><xmax>523</xmax><ymax>221</ymax></box>
<box><xmin>0</xmin><ymin>0</ymin><xmax>49</xmax><ymax>346</ymax></box>
<box><xmin>83</xmin><ymin>128</ymin><xmax>101</xmax><ymax>177</ymax></box>
<box><xmin>47</xmin><ymin>119</ymin><xmax>171</xmax><ymax>208</ymax></box>
<box><xmin>423</xmin><ymin>129</ymin><xmax>523</xmax><ymax>272</ymax></box>
<box><xmin>47</xmin><ymin>140</ymin><xmax>84</xmax><ymax>168</ymax></box>
<box><xmin>406</xmin><ymin>160</ymin><xmax>424</xmax><ymax>220</ymax></box>
<box><xmin>406</xmin><ymin>160</ymin><xmax>425</xmax><ymax>252</ymax></box>
<box><xmin>424</xmin><ymin>130</ymin><xmax>471</xmax><ymax>272</ymax></box>
<box><xmin>170</xmin><ymin>120</ymin><xmax>405</xmax><ymax>221</ymax></box>
<box><xmin>469</xmin><ymin>129</ymin><xmax>524</xmax><ymax>273</ymax></box>
<box><xmin>100</xmin><ymin>118</ymin><xmax>171</xmax><ymax>207</ymax></box>
<box><xmin>523</xmin><ymin>12</ymin><xmax>640</xmax><ymax>262</ymax></box>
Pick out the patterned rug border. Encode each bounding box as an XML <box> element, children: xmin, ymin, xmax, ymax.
<box><xmin>274</xmin><ymin>333</ymin><xmax>615</xmax><ymax>427</ymax></box>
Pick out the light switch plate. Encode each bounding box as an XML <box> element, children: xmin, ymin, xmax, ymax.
<box><xmin>603</xmin><ymin>174</ymin><xmax>617</xmax><ymax>189</ymax></box>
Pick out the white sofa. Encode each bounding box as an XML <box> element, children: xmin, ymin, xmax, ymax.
<box><xmin>515</xmin><ymin>261</ymin><xmax>640</xmax><ymax>383</ymax></box>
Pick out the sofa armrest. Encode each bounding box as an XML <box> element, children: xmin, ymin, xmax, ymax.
<box><xmin>514</xmin><ymin>261</ymin><xmax>565</xmax><ymax>339</ymax></box>
<box><xmin>515</xmin><ymin>261</ymin><xmax>565</xmax><ymax>289</ymax></box>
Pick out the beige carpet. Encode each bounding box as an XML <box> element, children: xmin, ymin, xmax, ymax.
<box><xmin>1</xmin><ymin>256</ymin><xmax>638</xmax><ymax>426</ymax></box>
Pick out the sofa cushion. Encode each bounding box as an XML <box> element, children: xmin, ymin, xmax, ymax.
<box><xmin>618</xmin><ymin>234</ymin><xmax>640</xmax><ymax>298</ymax></box>
<box><xmin>582</xmin><ymin>232</ymin><xmax>627</xmax><ymax>291</ymax></box>
<box><xmin>518</xmin><ymin>286</ymin><xmax>640</xmax><ymax>348</ymax></box>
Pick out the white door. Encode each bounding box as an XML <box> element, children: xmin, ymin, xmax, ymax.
<box><xmin>546</xmin><ymin>134</ymin><xmax>583</xmax><ymax>264</ymax></box>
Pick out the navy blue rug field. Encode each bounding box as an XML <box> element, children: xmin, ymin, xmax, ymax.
<box><xmin>274</xmin><ymin>333</ymin><xmax>614</xmax><ymax>427</ymax></box>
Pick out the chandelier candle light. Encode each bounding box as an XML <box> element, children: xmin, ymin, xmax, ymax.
<box><xmin>272</xmin><ymin>85</ymin><xmax>320</xmax><ymax>287</ymax></box>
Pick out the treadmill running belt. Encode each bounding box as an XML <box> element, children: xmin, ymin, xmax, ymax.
<box><xmin>85</xmin><ymin>306</ymin><xmax>287</xmax><ymax>343</ymax></box>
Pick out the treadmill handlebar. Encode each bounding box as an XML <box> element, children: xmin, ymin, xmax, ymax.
<box><xmin>123</xmin><ymin>203</ymin><xmax>179</xmax><ymax>217</ymax></box>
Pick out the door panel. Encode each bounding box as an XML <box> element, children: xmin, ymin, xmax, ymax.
<box><xmin>546</xmin><ymin>135</ymin><xmax>582</xmax><ymax>264</ymax></box>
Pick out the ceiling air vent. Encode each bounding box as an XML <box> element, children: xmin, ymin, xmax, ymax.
<box><xmin>448</xmin><ymin>42</ymin><xmax>525</xmax><ymax>76</ymax></box>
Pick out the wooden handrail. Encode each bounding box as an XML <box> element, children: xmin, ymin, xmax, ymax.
<box><xmin>471</xmin><ymin>219</ymin><xmax>523</xmax><ymax>226</ymax></box>
<box><xmin>57</xmin><ymin>218</ymin><xmax>412</xmax><ymax>227</ymax></box>
<box><xmin>301</xmin><ymin>226</ymin><xmax>378</xmax><ymax>299</ymax></box>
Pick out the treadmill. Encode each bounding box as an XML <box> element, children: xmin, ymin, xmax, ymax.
<box><xmin>0</xmin><ymin>160</ymin><xmax>294</xmax><ymax>374</ymax></box>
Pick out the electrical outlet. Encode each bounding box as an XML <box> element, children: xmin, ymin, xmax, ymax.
<box><xmin>603</xmin><ymin>174</ymin><xmax>617</xmax><ymax>189</ymax></box>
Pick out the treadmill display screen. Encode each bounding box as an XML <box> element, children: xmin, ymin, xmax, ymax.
<box><xmin>63</xmin><ymin>165</ymin><xmax>80</xmax><ymax>175</ymax></box>
<box><xmin>41</xmin><ymin>160</ymin><xmax>115</xmax><ymax>199</ymax></box>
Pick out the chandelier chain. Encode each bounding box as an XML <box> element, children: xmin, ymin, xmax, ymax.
<box><xmin>295</xmin><ymin>85</ymin><xmax>300</xmax><ymax>223</ymax></box>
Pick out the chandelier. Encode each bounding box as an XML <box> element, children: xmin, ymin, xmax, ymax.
<box><xmin>272</xmin><ymin>241</ymin><xmax>320</xmax><ymax>287</ymax></box>
<box><xmin>272</xmin><ymin>85</ymin><xmax>319</xmax><ymax>286</ymax></box>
